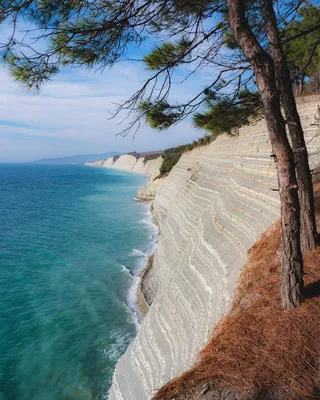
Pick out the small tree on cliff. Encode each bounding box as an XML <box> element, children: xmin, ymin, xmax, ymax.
<box><xmin>1</xmin><ymin>0</ymin><xmax>319</xmax><ymax>308</ymax></box>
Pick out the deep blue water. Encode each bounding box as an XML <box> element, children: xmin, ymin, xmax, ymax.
<box><xmin>0</xmin><ymin>164</ymin><xmax>156</xmax><ymax>400</ymax></box>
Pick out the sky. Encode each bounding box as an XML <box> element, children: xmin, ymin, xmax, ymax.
<box><xmin>0</xmin><ymin>49</ymin><xmax>207</xmax><ymax>163</ymax></box>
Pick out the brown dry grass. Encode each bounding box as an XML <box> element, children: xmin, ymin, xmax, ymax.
<box><xmin>154</xmin><ymin>186</ymin><xmax>320</xmax><ymax>400</ymax></box>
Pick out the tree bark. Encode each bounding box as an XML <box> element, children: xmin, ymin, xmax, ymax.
<box><xmin>260</xmin><ymin>0</ymin><xmax>318</xmax><ymax>253</ymax></box>
<box><xmin>228</xmin><ymin>0</ymin><xmax>304</xmax><ymax>308</ymax></box>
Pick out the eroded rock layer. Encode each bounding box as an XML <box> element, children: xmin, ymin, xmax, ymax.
<box><xmin>109</xmin><ymin>96</ymin><xmax>320</xmax><ymax>400</ymax></box>
<box><xmin>137</xmin><ymin>177</ymin><xmax>165</xmax><ymax>201</ymax></box>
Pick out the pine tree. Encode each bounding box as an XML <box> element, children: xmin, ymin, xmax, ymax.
<box><xmin>1</xmin><ymin>0</ymin><xmax>320</xmax><ymax>308</ymax></box>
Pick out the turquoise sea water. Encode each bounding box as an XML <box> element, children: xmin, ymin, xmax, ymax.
<box><xmin>0</xmin><ymin>164</ymin><xmax>157</xmax><ymax>400</ymax></box>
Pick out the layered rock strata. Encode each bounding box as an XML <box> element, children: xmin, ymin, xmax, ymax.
<box><xmin>137</xmin><ymin>177</ymin><xmax>165</xmax><ymax>201</ymax></box>
<box><xmin>108</xmin><ymin>96</ymin><xmax>320</xmax><ymax>400</ymax></box>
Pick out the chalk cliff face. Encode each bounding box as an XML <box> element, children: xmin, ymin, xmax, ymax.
<box><xmin>87</xmin><ymin>153</ymin><xmax>163</xmax><ymax>181</ymax></box>
<box><xmin>108</xmin><ymin>96</ymin><xmax>320</xmax><ymax>400</ymax></box>
<box><xmin>110</xmin><ymin>154</ymin><xmax>139</xmax><ymax>171</ymax></box>
<box><xmin>137</xmin><ymin>177</ymin><xmax>165</xmax><ymax>201</ymax></box>
<box><xmin>102</xmin><ymin>156</ymin><xmax>118</xmax><ymax>168</ymax></box>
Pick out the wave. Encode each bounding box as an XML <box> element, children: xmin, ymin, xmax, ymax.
<box><xmin>138</xmin><ymin>218</ymin><xmax>150</xmax><ymax>225</ymax></box>
<box><xmin>119</xmin><ymin>262</ymin><xmax>143</xmax><ymax>327</ymax></box>
<box><xmin>138</xmin><ymin>218</ymin><xmax>157</xmax><ymax>237</ymax></box>
<box><xmin>126</xmin><ymin>275</ymin><xmax>142</xmax><ymax>328</ymax></box>
<box><xmin>139</xmin><ymin>208</ymin><xmax>158</xmax><ymax>245</ymax></box>
<box><xmin>120</xmin><ymin>264</ymin><xmax>134</xmax><ymax>277</ymax></box>
<box><xmin>104</xmin><ymin>328</ymin><xmax>133</xmax><ymax>362</ymax></box>
<box><xmin>124</xmin><ymin>203</ymin><xmax>159</xmax><ymax>327</ymax></box>
<box><xmin>129</xmin><ymin>248</ymin><xmax>146</xmax><ymax>257</ymax></box>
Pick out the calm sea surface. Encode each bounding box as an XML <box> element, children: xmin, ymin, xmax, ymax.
<box><xmin>0</xmin><ymin>164</ymin><xmax>156</xmax><ymax>400</ymax></box>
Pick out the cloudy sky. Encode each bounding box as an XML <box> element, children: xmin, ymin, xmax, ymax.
<box><xmin>0</xmin><ymin>49</ymin><xmax>209</xmax><ymax>162</ymax></box>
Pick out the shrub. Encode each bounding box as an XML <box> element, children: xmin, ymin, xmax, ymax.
<box><xmin>159</xmin><ymin>134</ymin><xmax>215</xmax><ymax>175</ymax></box>
<box><xmin>143</xmin><ymin>153</ymin><xmax>163</xmax><ymax>165</ymax></box>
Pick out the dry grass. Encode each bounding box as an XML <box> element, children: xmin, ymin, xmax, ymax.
<box><xmin>154</xmin><ymin>187</ymin><xmax>320</xmax><ymax>400</ymax></box>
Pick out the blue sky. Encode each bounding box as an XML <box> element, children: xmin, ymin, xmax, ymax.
<box><xmin>0</xmin><ymin>39</ymin><xmax>209</xmax><ymax>162</ymax></box>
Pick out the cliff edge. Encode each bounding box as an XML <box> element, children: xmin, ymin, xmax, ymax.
<box><xmin>154</xmin><ymin>185</ymin><xmax>320</xmax><ymax>399</ymax></box>
<box><xmin>108</xmin><ymin>95</ymin><xmax>320</xmax><ymax>400</ymax></box>
<box><xmin>86</xmin><ymin>152</ymin><xmax>163</xmax><ymax>182</ymax></box>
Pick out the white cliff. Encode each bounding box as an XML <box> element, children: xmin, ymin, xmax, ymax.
<box><xmin>137</xmin><ymin>177</ymin><xmax>165</xmax><ymax>201</ymax></box>
<box><xmin>102</xmin><ymin>156</ymin><xmax>117</xmax><ymax>168</ymax></box>
<box><xmin>133</xmin><ymin>157</ymin><xmax>163</xmax><ymax>181</ymax></box>
<box><xmin>88</xmin><ymin>153</ymin><xmax>163</xmax><ymax>181</ymax></box>
<box><xmin>111</xmin><ymin>154</ymin><xmax>139</xmax><ymax>171</ymax></box>
<box><xmin>108</xmin><ymin>96</ymin><xmax>320</xmax><ymax>400</ymax></box>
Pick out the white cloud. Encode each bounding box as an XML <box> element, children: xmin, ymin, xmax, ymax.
<box><xmin>0</xmin><ymin>62</ymin><xmax>204</xmax><ymax>162</ymax></box>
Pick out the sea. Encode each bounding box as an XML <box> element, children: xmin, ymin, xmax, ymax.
<box><xmin>0</xmin><ymin>163</ymin><xmax>158</xmax><ymax>400</ymax></box>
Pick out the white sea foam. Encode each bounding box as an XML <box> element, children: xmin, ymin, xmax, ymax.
<box><xmin>104</xmin><ymin>328</ymin><xmax>133</xmax><ymax>362</ymax></box>
<box><xmin>124</xmin><ymin>204</ymin><xmax>159</xmax><ymax>327</ymax></box>
<box><xmin>140</xmin><ymin>206</ymin><xmax>159</xmax><ymax>255</ymax></box>
<box><xmin>129</xmin><ymin>248</ymin><xmax>146</xmax><ymax>257</ymax></box>
<box><xmin>126</xmin><ymin>275</ymin><xmax>142</xmax><ymax>328</ymax></box>
<box><xmin>138</xmin><ymin>218</ymin><xmax>149</xmax><ymax>224</ymax></box>
<box><xmin>119</xmin><ymin>262</ymin><xmax>143</xmax><ymax>328</ymax></box>
<box><xmin>120</xmin><ymin>264</ymin><xmax>133</xmax><ymax>277</ymax></box>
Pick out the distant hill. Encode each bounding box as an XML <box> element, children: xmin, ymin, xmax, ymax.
<box><xmin>33</xmin><ymin>152</ymin><xmax>121</xmax><ymax>165</ymax></box>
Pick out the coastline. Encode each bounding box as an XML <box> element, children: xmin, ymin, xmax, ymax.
<box><xmin>135</xmin><ymin>194</ymin><xmax>159</xmax><ymax>319</ymax></box>
<box><xmin>86</xmin><ymin>162</ymin><xmax>161</xmax><ymax>321</ymax></box>
<box><xmin>108</xmin><ymin>96</ymin><xmax>320</xmax><ymax>400</ymax></box>
<box><xmin>137</xmin><ymin>255</ymin><xmax>154</xmax><ymax>315</ymax></box>
<box><xmin>1</xmin><ymin>164</ymin><xmax>153</xmax><ymax>400</ymax></box>
<box><xmin>122</xmin><ymin>175</ymin><xmax>159</xmax><ymax>327</ymax></box>
<box><xmin>136</xmin><ymin>201</ymin><xmax>161</xmax><ymax>317</ymax></box>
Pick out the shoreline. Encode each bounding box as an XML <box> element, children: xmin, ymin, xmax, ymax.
<box><xmin>87</xmin><ymin>162</ymin><xmax>160</xmax><ymax>322</ymax></box>
<box><xmin>135</xmin><ymin>184</ymin><xmax>161</xmax><ymax>318</ymax></box>
<box><xmin>137</xmin><ymin>255</ymin><xmax>154</xmax><ymax>316</ymax></box>
<box><xmin>132</xmin><ymin>175</ymin><xmax>160</xmax><ymax>321</ymax></box>
<box><xmin>135</xmin><ymin>204</ymin><xmax>158</xmax><ymax>319</ymax></box>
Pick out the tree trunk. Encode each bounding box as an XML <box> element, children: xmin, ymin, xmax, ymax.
<box><xmin>261</xmin><ymin>0</ymin><xmax>318</xmax><ymax>253</ymax></box>
<box><xmin>228</xmin><ymin>0</ymin><xmax>304</xmax><ymax>308</ymax></box>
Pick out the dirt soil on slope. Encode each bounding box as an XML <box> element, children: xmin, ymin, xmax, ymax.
<box><xmin>154</xmin><ymin>183</ymin><xmax>320</xmax><ymax>400</ymax></box>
